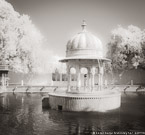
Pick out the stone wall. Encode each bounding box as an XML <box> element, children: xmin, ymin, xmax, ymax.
<box><xmin>8</xmin><ymin>69</ymin><xmax>145</xmax><ymax>86</ymax></box>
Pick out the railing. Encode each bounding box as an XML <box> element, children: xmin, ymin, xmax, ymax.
<box><xmin>0</xmin><ymin>65</ymin><xmax>9</xmax><ymax>70</ymax></box>
<box><xmin>7</xmin><ymin>85</ymin><xmax>62</xmax><ymax>93</ymax></box>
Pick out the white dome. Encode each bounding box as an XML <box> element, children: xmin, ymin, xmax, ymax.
<box><xmin>66</xmin><ymin>21</ymin><xmax>103</xmax><ymax>58</ymax></box>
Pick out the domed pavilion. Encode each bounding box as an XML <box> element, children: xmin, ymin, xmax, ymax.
<box><xmin>48</xmin><ymin>21</ymin><xmax>121</xmax><ymax>112</ymax></box>
<box><xmin>60</xmin><ymin>20</ymin><xmax>110</xmax><ymax>93</ymax></box>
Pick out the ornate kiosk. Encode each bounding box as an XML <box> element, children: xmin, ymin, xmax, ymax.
<box><xmin>49</xmin><ymin>21</ymin><xmax>121</xmax><ymax>112</ymax></box>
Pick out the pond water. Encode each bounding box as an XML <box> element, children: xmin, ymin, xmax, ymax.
<box><xmin>0</xmin><ymin>92</ymin><xmax>145</xmax><ymax>135</ymax></box>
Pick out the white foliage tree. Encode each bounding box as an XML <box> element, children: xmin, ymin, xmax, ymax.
<box><xmin>0</xmin><ymin>0</ymin><xmax>67</xmax><ymax>75</ymax></box>
<box><xmin>107</xmin><ymin>25</ymin><xmax>145</xmax><ymax>71</ymax></box>
<box><xmin>0</xmin><ymin>0</ymin><xmax>45</xmax><ymax>73</ymax></box>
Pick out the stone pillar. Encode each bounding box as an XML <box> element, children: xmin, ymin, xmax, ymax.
<box><xmin>76</xmin><ymin>65</ymin><xmax>81</xmax><ymax>92</ymax></box>
<box><xmin>99</xmin><ymin>66</ymin><xmax>104</xmax><ymax>91</ymax></box>
<box><xmin>60</xmin><ymin>73</ymin><xmax>62</xmax><ymax>86</ymax></box>
<box><xmin>88</xmin><ymin>68</ymin><xmax>92</xmax><ymax>92</ymax></box>
<box><xmin>84</xmin><ymin>74</ymin><xmax>87</xmax><ymax>92</ymax></box>
<box><xmin>60</xmin><ymin>73</ymin><xmax>62</xmax><ymax>82</ymax></box>
<box><xmin>98</xmin><ymin>69</ymin><xmax>101</xmax><ymax>91</ymax></box>
<box><xmin>91</xmin><ymin>66</ymin><xmax>96</xmax><ymax>92</ymax></box>
<box><xmin>100</xmin><ymin>67</ymin><xmax>103</xmax><ymax>90</ymax></box>
<box><xmin>67</xmin><ymin>66</ymin><xmax>71</xmax><ymax>92</ymax></box>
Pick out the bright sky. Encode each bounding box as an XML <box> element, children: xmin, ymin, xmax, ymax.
<box><xmin>6</xmin><ymin>0</ymin><xmax>145</xmax><ymax>57</ymax></box>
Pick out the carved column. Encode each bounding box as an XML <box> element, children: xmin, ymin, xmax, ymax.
<box><xmin>100</xmin><ymin>66</ymin><xmax>104</xmax><ymax>91</ymax></box>
<box><xmin>76</xmin><ymin>65</ymin><xmax>81</xmax><ymax>92</ymax></box>
<box><xmin>98</xmin><ymin>65</ymin><xmax>104</xmax><ymax>91</ymax></box>
<box><xmin>67</xmin><ymin>65</ymin><xmax>71</xmax><ymax>92</ymax></box>
<box><xmin>60</xmin><ymin>73</ymin><xmax>62</xmax><ymax>82</ymax></box>
<box><xmin>98</xmin><ymin>67</ymin><xmax>101</xmax><ymax>91</ymax></box>
<box><xmin>88</xmin><ymin>67</ymin><xmax>92</xmax><ymax>92</ymax></box>
<box><xmin>91</xmin><ymin>66</ymin><xmax>96</xmax><ymax>92</ymax></box>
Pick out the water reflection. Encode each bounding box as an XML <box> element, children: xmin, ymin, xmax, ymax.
<box><xmin>0</xmin><ymin>93</ymin><xmax>42</xmax><ymax>135</ymax></box>
<box><xmin>45</xmin><ymin>109</ymin><xmax>120</xmax><ymax>134</ymax></box>
<box><xmin>0</xmin><ymin>92</ymin><xmax>145</xmax><ymax>135</ymax></box>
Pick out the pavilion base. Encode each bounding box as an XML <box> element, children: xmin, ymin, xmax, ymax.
<box><xmin>48</xmin><ymin>90</ymin><xmax>121</xmax><ymax>112</ymax></box>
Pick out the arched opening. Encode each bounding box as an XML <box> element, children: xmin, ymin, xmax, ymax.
<box><xmin>80</xmin><ymin>67</ymin><xmax>88</xmax><ymax>89</ymax></box>
<box><xmin>70</xmin><ymin>67</ymin><xmax>76</xmax><ymax>74</ymax></box>
<box><xmin>80</xmin><ymin>67</ymin><xmax>88</xmax><ymax>74</ymax></box>
<box><xmin>70</xmin><ymin>67</ymin><xmax>76</xmax><ymax>81</ymax></box>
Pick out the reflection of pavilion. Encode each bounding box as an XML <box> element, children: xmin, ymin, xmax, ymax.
<box><xmin>47</xmin><ymin>109</ymin><xmax>120</xmax><ymax>134</ymax></box>
<box><xmin>48</xmin><ymin>21</ymin><xmax>121</xmax><ymax>112</ymax></box>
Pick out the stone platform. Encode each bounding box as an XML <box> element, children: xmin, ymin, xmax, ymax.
<box><xmin>48</xmin><ymin>90</ymin><xmax>121</xmax><ymax>112</ymax></box>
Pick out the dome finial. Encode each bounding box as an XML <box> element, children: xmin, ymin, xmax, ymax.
<box><xmin>81</xmin><ymin>20</ymin><xmax>87</xmax><ymax>31</ymax></box>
